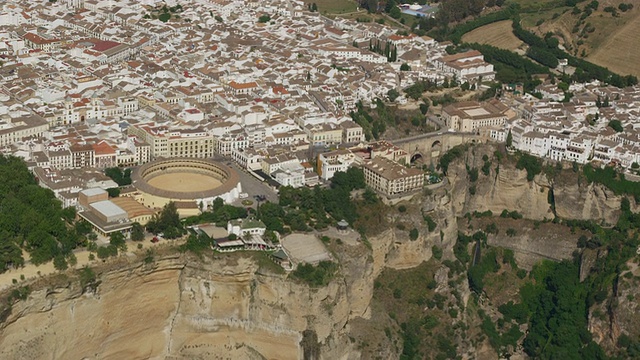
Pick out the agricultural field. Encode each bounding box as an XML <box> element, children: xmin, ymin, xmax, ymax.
<box><xmin>461</xmin><ymin>20</ymin><xmax>524</xmax><ymax>51</ymax></box>
<box><xmin>586</xmin><ymin>9</ymin><xmax>640</xmax><ymax>77</ymax></box>
<box><xmin>506</xmin><ymin>0</ymin><xmax>562</xmax><ymax>12</ymax></box>
<box><xmin>517</xmin><ymin>1</ymin><xmax>640</xmax><ymax>77</ymax></box>
<box><xmin>303</xmin><ymin>0</ymin><xmax>358</xmax><ymax>15</ymax></box>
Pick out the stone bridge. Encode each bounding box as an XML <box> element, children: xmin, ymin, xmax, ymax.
<box><xmin>394</xmin><ymin>131</ymin><xmax>482</xmax><ymax>165</ymax></box>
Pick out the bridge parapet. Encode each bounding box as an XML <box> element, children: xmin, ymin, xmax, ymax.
<box><xmin>393</xmin><ymin>132</ymin><xmax>482</xmax><ymax>165</ymax></box>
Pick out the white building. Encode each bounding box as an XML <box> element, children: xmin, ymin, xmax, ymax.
<box><xmin>227</xmin><ymin>218</ymin><xmax>267</xmax><ymax>237</ymax></box>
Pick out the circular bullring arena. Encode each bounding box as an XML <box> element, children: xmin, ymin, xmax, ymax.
<box><xmin>132</xmin><ymin>158</ymin><xmax>242</xmax><ymax>214</ymax></box>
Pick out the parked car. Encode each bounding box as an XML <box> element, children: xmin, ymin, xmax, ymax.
<box><xmin>151</xmin><ymin>237</ymin><xmax>159</xmax><ymax>243</ymax></box>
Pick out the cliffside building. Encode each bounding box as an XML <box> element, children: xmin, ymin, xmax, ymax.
<box><xmin>442</xmin><ymin>100</ymin><xmax>510</xmax><ymax>133</ymax></box>
<box><xmin>363</xmin><ymin>157</ymin><xmax>423</xmax><ymax>198</ymax></box>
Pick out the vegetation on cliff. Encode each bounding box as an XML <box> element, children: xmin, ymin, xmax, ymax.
<box><xmin>583</xmin><ymin>165</ymin><xmax>640</xmax><ymax>200</ymax></box>
<box><xmin>291</xmin><ymin>261</ymin><xmax>338</xmax><ymax>287</ymax></box>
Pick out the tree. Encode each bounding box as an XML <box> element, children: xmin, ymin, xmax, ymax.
<box><xmin>516</xmin><ymin>153</ymin><xmax>542</xmax><ymax>181</ymax></box>
<box><xmin>105</xmin><ymin>167</ymin><xmax>131</xmax><ymax>186</ymax></box>
<box><xmin>131</xmin><ymin>222</ymin><xmax>145</xmax><ymax>241</ymax></box>
<box><xmin>608</xmin><ymin>120</ymin><xmax>623</xmax><ymax>132</ymax></box>
<box><xmin>409</xmin><ymin>228</ymin><xmax>419</xmax><ymax>240</ymax></box>
<box><xmin>385</xmin><ymin>0</ymin><xmax>396</xmax><ymax>13</ymax></box>
<box><xmin>78</xmin><ymin>266</ymin><xmax>96</xmax><ymax>289</ymax></box>
<box><xmin>75</xmin><ymin>220</ymin><xmax>93</xmax><ymax>236</ymax></box>
<box><xmin>158</xmin><ymin>13</ymin><xmax>171</xmax><ymax>22</ymax></box>
<box><xmin>109</xmin><ymin>232</ymin><xmax>127</xmax><ymax>252</ymax></box>
<box><xmin>387</xmin><ymin>88</ymin><xmax>400</xmax><ymax>102</ymax></box>
<box><xmin>389</xmin><ymin>5</ymin><xmax>402</xmax><ymax>19</ymax></box>
<box><xmin>363</xmin><ymin>188</ymin><xmax>378</xmax><ymax>204</ymax></box>
<box><xmin>0</xmin><ymin>240</ymin><xmax>24</xmax><ymax>272</ymax></box>
<box><xmin>311</xmin><ymin>2</ymin><xmax>318</xmax><ymax>11</ymax></box>
<box><xmin>211</xmin><ymin>197</ymin><xmax>223</xmax><ymax>212</ymax></box>
<box><xmin>106</xmin><ymin>188</ymin><xmax>120</xmax><ymax>197</ymax></box>
<box><xmin>506</xmin><ymin>130</ymin><xmax>513</xmax><ymax>147</ymax></box>
<box><xmin>258</xmin><ymin>14</ymin><xmax>271</xmax><ymax>23</ymax></box>
<box><xmin>53</xmin><ymin>254</ymin><xmax>68</xmax><ymax>271</ymax></box>
<box><xmin>400</xmin><ymin>63</ymin><xmax>411</xmax><ymax>71</ymax></box>
<box><xmin>147</xmin><ymin>202</ymin><xmax>183</xmax><ymax>238</ymax></box>
<box><xmin>331</xmin><ymin>167</ymin><xmax>366</xmax><ymax>191</ymax></box>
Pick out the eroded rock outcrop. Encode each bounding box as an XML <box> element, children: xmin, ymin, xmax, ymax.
<box><xmin>448</xmin><ymin>145</ymin><xmax>629</xmax><ymax>224</ymax></box>
<box><xmin>1</xmin><ymin>144</ymin><xmax>633</xmax><ymax>359</ymax></box>
<box><xmin>0</xmin><ymin>255</ymin><xmax>362</xmax><ymax>360</ymax></box>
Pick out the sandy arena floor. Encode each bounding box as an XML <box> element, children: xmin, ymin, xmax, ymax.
<box><xmin>146</xmin><ymin>173</ymin><xmax>222</xmax><ymax>192</ymax></box>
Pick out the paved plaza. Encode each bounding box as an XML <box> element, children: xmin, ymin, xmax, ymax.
<box><xmin>281</xmin><ymin>233</ymin><xmax>331</xmax><ymax>265</ymax></box>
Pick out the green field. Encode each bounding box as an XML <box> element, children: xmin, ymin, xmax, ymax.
<box><xmin>506</xmin><ymin>0</ymin><xmax>564</xmax><ymax>12</ymax></box>
<box><xmin>304</xmin><ymin>0</ymin><xmax>358</xmax><ymax>14</ymax></box>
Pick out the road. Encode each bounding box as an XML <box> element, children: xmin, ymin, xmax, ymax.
<box><xmin>222</xmin><ymin>159</ymin><xmax>279</xmax><ymax>205</ymax></box>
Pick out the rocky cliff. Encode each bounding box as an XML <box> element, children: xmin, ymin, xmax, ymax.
<box><xmin>0</xmin><ymin>185</ymin><xmax>461</xmax><ymax>360</ymax></box>
<box><xmin>447</xmin><ymin>145</ymin><xmax>630</xmax><ymax>224</ymax></box>
<box><xmin>0</xmin><ymin>254</ymin><xmax>364</xmax><ymax>360</ymax></box>
<box><xmin>0</xmin><ymin>144</ymin><xmax>634</xmax><ymax>359</ymax></box>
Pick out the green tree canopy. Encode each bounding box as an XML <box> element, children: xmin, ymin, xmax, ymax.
<box><xmin>131</xmin><ymin>222</ymin><xmax>145</xmax><ymax>242</ymax></box>
<box><xmin>0</xmin><ymin>155</ymin><xmax>82</xmax><ymax>271</ymax></box>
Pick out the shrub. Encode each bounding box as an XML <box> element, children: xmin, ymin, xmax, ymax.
<box><xmin>393</xmin><ymin>288</ymin><xmax>403</xmax><ymax>299</ymax></box>
<box><xmin>430</xmin><ymin>246</ymin><xmax>443</xmax><ymax>262</ymax></box>
<box><xmin>516</xmin><ymin>269</ymin><xmax>527</xmax><ymax>279</ymax></box>
<box><xmin>398</xmin><ymin>205</ymin><xmax>407</xmax><ymax>213</ymax></box>
<box><xmin>485</xmin><ymin>223</ymin><xmax>499</xmax><ymax>235</ymax></box>
<box><xmin>468</xmin><ymin>167</ymin><xmax>479</xmax><ymax>182</ymax></box>
<box><xmin>448</xmin><ymin>308</ymin><xmax>459</xmax><ymax>318</ymax></box>
<box><xmin>292</xmin><ymin>261</ymin><xmax>338</xmax><ymax>287</ymax></box>
<box><xmin>409</xmin><ymin>228</ymin><xmax>419</xmax><ymax>241</ymax></box>
<box><xmin>424</xmin><ymin>215</ymin><xmax>437</xmax><ymax>232</ymax></box>
<box><xmin>516</xmin><ymin>153</ymin><xmax>542</xmax><ymax>181</ymax></box>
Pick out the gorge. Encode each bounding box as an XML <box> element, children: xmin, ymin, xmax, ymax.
<box><xmin>1</xmin><ymin>144</ymin><xmax>638</xmax><ymax>359</ymax></box>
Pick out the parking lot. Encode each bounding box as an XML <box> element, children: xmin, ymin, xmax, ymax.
<box><xmin>223</xmin><ymin>160</ymin><xmax>279</xmax><ymax>206</ymax></box>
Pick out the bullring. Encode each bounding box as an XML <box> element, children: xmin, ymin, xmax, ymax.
<box><xmin>131</xmin><ymin>158</ymin><xmax>242</xmax><ymax>214</ymax></box>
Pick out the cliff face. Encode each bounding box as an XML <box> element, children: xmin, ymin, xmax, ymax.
<box><xmin>448</xmin><ymin>145</ymin><xmax>628</xmax><ymax>224</ymax></box>
<box><xmin>553</xmin><ymin>179</ymin><xmax>624</xmax><ymax>224</ymax></box>
<box><xmin>1</xmin><ymin>144</ymin><xmax>634</xmax><ymax>359</ymax></box>
<box><xmin>0</xmin><ymin>187</ymin><xmax>459</xmax><ymax>360</ymax></box>
<box><xmin>447</xmin><ymin>147</ymin><xmax>553</xmax><ymax>220</ymax></box>
<box><xmin>0</xmin><ymin>255</ymin><xmax>362</xmax><ymax>360</ymax></box>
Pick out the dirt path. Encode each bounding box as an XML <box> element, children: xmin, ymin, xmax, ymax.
<box><xmin>0</xmin><ymin>238</ymin><xmax>181</xmax><ymax>292</ymax></box>
<box><xmin>0</xmin><ymin>250</ymin><xmax>93</xmax><ymax>292</ymax></box>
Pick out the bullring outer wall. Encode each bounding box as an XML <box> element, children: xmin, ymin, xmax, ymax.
<box><xmin>131</xmin><ymin>158</ymin><xmax>242</xmax><ymax>212</ymax></box>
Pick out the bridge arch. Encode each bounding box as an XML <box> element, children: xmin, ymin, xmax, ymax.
<box><xmin>410</xmin><ymin>153</ymin><xmax>423</xmax><ymax>164</ymax></box>
<box><xmin>431</xmin><ymin>140</ymin><xmax>443</xmax><ymax>159</ymax></box>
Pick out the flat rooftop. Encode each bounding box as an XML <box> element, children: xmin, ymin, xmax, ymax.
<box><xmin>90</xmin><ymin>200</ymin><xmax>127</xmax><ymax>219</ymax></box>
<box><xmin>80</xmin><ymin>187</ymin><xmax>108</xmax><ymax>197</ymax></box>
